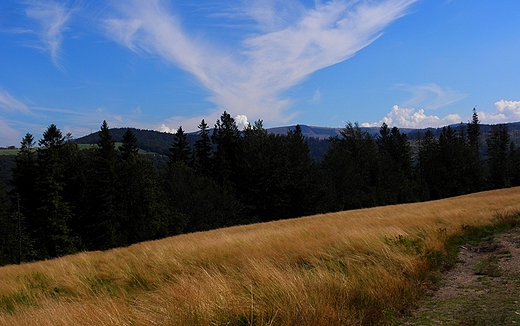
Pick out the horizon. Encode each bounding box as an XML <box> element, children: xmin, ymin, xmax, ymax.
<box><xmin>1</xmin><ymin>1</ymin><xmax>520</xmax><ymax>146</ymax></box>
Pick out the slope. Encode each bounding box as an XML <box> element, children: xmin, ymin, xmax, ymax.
<box><xmin>0</xmin><ymin>187</ymin><xmax>520</xmax><ymax>325</ymax></box>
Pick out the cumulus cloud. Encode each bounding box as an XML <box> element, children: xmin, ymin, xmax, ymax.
<box><xmin>362</xmin><ymin>105</ymin><xmax>462</xmax><ymax>129</ymax></box>
<box><xmin>235</xmin><ymin>114</ymin><xmax>249</xmax><ymax>129</ymax></box>
<box><xmin>25</xmin><ymin>0</ymin><xmax>75</xmax><ymax>68</ymax></box>
<box><xmin>478</xmin><ymin>100</ymin><xmax>520</xmax><ymax>124</ymax></box>
<box><xmin>103</xmin><ymin>0</ymin><xmax>416</xmax><ymax>131</ymax></box>
<box><xmin>362</xmin><ymin>83</ymin><xmax>468</xmax><ymax>128</ymax></box>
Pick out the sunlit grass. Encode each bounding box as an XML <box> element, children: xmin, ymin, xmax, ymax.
<box><xmin>1</xmin><ymin>187</ymin><xmax>520</xmax><ymax>325</ymax></box>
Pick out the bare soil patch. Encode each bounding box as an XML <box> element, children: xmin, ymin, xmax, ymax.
<box><xmin>399</xmin><ymin>227</ymin><xmax>520</xmax><ymax>325</ymax></box>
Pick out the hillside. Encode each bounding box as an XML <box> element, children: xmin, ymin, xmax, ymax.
<box><xmin>71</xmin><ymin>122</ymin><xmax>520</xmax><ymax>161</ymax></box>
<box><xmin>1</xmin><ymin>187</ymin><xmax>519</xmax><ymax>325</ymax></box>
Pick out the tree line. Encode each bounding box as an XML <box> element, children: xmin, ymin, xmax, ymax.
<box><xmin>0</xmin><ymin>109</ymin><xmax>519</xmax><ymax>266</ymax></box>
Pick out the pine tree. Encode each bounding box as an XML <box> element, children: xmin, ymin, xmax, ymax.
<box><xmin>193</xmin><ymin>119</ymin><xmax>213</xmax><ymax>173</ymax></box>
<box><xmin>376</xmin><ymin>123</ymin><xmax>415</xmax><ymax>204</ymax></box>
<box><xmin>85</xmin><ymin>121</ymin><xmax>121</xmax><ymax>250</ymax></box>
<box><xmin>466</xmin><ymin>108</ymin><xmax>484</xmax><ymax>192</ymax></box>
<box><xmin>169</xmin><ymin>126</ymin><xmax>192</xmax><ymax>165</ymax></box>
<box><xmin>119</xmin><ymin>128</ymin><xmax>139</xmax><ymax>160</ymax></box>
<box><xmin>11</xmin><ymin>134</ymin><xmax>37</xmax><ymax>228</ymax></box>
<box><xmin>323</xmin><ymin>122</ymin><xmax>378</xmax><ymax>210</ymax></box>
<box><xmin>0</xmin><ymin>165</ymin><xmax>18</xmax><ymax>266</ymax></box>
<box><xmin>212</xmin><ymin>111</ymin><xmax>241</xmax><ymax>188</ymax></box>
<box><xmin>487</xmin><ymin>124</ymin><xmax>511</xmax><ymax>188</ymax></box>
<box><xmin>33</xmin><ymin>125</ymin><xmax>75</xmax><ymax>259</ymax></box>
<box><xmin>118</xmin><ymin>129</ymin><xmax>161</xmax><ymax>244</ymax></box>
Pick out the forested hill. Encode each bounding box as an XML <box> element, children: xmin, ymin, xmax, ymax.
<box><xmin>3</xmin><ymin>111</ymin><xmax>520</xmax><ymax>266</ymax></box>
<box><xmin>73</xmin><ymin>122</ymin><xmax>520</xmax><ymax>160</ymax></box>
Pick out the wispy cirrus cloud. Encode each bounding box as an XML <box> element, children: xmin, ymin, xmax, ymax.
<box><xmin>24</xmin><ymin>0</ymin><xmax>75</xmax><ymax>68</ymax></box>
<box><xmin>0</xmin><ymin>88</ymin><xmax>30</xmax><ymax>114</ymax></box>
<box><xmin>398</xmin><ymin>83</ymin><xmax>467</xmax><ymax>110</ymax></box>
<box><xmin>102</xmin><ymin>0</ymin><xmax>417</xmax><ymax>131</ymax></box>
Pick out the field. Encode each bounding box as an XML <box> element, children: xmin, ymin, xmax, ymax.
<box><xmin>0</xmin><ymin>188</ymin><xmax>519</xmax><ymax>325</ymax></box>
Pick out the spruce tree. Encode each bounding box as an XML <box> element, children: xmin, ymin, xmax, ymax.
<box><xmin>85</xmin><ymin>120</ymin><xmax>121</xmax><ymax>250</ymax></box>
<box><xmin>212</xmin><ymin>111</ymin><xmax>241</xmax><ymax>188</ymax></box>
<box><xmin>193</xmin><ymin>119</ymin><xmax>212</xmax><ymax>173</ymax></box>
<box><xmin>487</xmin><ymin>124</ymin><xmax>511</xmax><ymax>188</ymax></box>
<box><xmin>169</xmin><ymin>126</ymin><xmax>192</xmax><ymax>165</ymax></box>
<box><xmin>119</xmin><ymin>128</ymin><xmax>139</xmax><ymax>160</ymax></box>
<box><xmin>34</xmin><ymin>125</ymin><xmax>75</xmax><ymax>259</ymax></box>
<box><xmin>466</xmin><ymin>108</ymin><xmax>484</xmax><ymax>192</ymax></box>
<box><xmin>118</xmin><ymin>128</ymin><xmax>161</xmax><ymax>244</ymax></box>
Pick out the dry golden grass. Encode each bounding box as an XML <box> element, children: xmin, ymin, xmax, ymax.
<box><xmin>1</xmin><ymin>187</ymin><xmax>520</xmax><ymax>325</ymax></box>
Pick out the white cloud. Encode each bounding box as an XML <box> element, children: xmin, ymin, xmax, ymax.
<box><xmin>103</xmin><ymin>0</ymin><xmax>417</xmax><ymax>126</ymax></box>
<box><xmin>362</xmin><ymin>105</ymin><xmax>462</xmax><ymax>129</ymax></box>
<box><xmin>0</xmin><ymin>88</ymin><xmax>30</xmax><ymax>114</ymax></box>
<box><xmin>155</xmin><ymin>110</ymin><xmax>223</xmax><ymax>134</ymax></box>
<box><xmin>25</xmin><ymin>0</ymin><xmax>75</xmax><ymax>68</ymax></box>
<box><xmin>398</xmin><ymin>83</ymin><xmax>467</xmax><ymax>110</ymax></box>
<box><xmin>235</xmin><ymin>114</ymin><xmax>249</xmax><ymax>129</ymax></box>
<box><xmin>478</xmin><ymin>100</ymin><xmax>520</xmax><ymax>124</ymax></box>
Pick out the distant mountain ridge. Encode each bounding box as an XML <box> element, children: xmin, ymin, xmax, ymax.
<box><xmin>74</xmin><ymin>122</ymin><xmax>520</xmax><ymax>158</ymax></box>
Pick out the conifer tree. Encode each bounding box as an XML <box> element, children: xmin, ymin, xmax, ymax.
<box><xmin>11</xmin><ymin>134</ymin><xmax>37</xmax><ymax>228</ymax></box>
<box><xmin>212</xmin><ymin>111</ymin><xmax>241</xmax><ymax>188</ymax></box>
<box><xmin>119</xmin><ymin>128</ymin><xmax>139</xmax><ymax>160</ymax></box>
<box><xmin>85</xmin><ymin>120</ymin><xmax>121</xmax><ymax>250</ymax></box>
<box><xmin>33</xmin><ymin>125</ymin><xmax>75</xmax><ymax>259</ymax></box>
<box><xmin>118</xmin><ymin>128</ymin><xmax>160</xmax><ymax>244</ymax></box>
<box><xmin>0</xmin><ymin>165</ymin><xmax>18</xmax><ymax>265</ymax></box>
<box><xmin>193</xmin><ymin>119</ymin><xmax>212</xmax><ymax>173</ymax></box>
<box><xmin>323</xmin><ymin>122</ymin><xmax>378</xmax><ymax>210</ymax></box>
<box><xmin>487</xmin><ymin>124</ymin><xmax>511</xmax><ymax>188</ymax></box>
<box><xmin>169</xmin><ymin>126</ymin><xmax>192</xmax><ymax>165</ymax></box>
<box><xmin>466</xmin><ymin>108</ymin><xmax>484</xmax><ymax>192</ymax></box>
<box><xmin>376</xmin><ymin>123</ymin><xmax>415</xmax><ymax>204</ymax></box>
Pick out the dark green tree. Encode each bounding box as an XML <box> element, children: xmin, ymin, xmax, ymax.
<box><xmin>466</xmin><ymin>108</ymin><xmax>485</xmax><ymax>192</ymax></box>
<box><xmin>0</xmin><ymin>165</ymin><xmax>18</xmax><ymax>266</ymax></box>
<box><xmin>161</xmin><ymin>162</ymin><xmax>241</xmax><ymax>233</ymax></box>
<box><xmin>169</xmin><ymin>126</ymin><xmax>192</xmax><ymax>165</ymax></box>
<box><xmin>117</xmin><ymin>130</ymin><xmax>162</xmax><ymax>245</ymax></box>
<box><xmin>84</xmin><ymin>121</ymin><xmax>122</xmax><ymax>250</ymax></box>
<box><xmin>237</xmin><ymin>120</ymin><xmax>285</xmax><ymax>221</ymax></box>
<box><xmin>33</xmin><ymin>124</ymin><xmax>75</xmax><ymax>259</ymax></box>
<box><xmin>193</xmin><ymin>119</ymin><xmax>213</xmax><ymax>174</ymax></box>
<box><xmin>119</xmin><ymin>128</ymin><xmax>139</xmax><ymax>160</ymax></box>
<box><xmin>10</xmin><ymin>133</ymin><xmax>37</xmax><ymax>242</ymax></box>
<box><xmin>282</xmin><ymin>125</ymin><xmax>327</xmax><ymax>218</ymax></box>
<box><xmin>486</xmin><ymin>124</ymin><xmax>511</xmax><ymax>188</ymax></box>
<box><xmin>436</xmin><ymin>125</ymin><xmax>471</xmax><ymax>197</ymax></box>
<box><xmin>323</xmin><ymin>122</ymin><xmax>379</xmax><ymax>210</ymax></box>
<box><xmin>212</xmin><ymin>111</ymin><xmax>241</xmax><ymax>188</ymax></box>
<box><xmin>376</xmin><ymin>123</ymin><xmax>416</xmax><ymax>204</ymax></box>
<box><xmin>417</xmin><ymin>130</ymin><xmax>440</xmax><ymax>199</ymax></box>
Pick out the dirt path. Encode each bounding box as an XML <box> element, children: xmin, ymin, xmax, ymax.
<box><xmin>399</xmin><ymin>228</ymin><xmax>520</xmax><ymax>325</ymax></box>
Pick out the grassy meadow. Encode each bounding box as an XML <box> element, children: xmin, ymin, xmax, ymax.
<box><xmin>1</xmin><ymin>187</ymin><xmax>520</xmax><ymax>325</ymax></box>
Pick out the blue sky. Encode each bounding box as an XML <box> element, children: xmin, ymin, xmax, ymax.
<box><xmin>1</xmin><ymin>0</ymin><xmax>520</xmax><ymax>146</ymax></box>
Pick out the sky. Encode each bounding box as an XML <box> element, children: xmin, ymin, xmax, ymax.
<box><xmin>1</xmin><ymin>0</ymin><xmax>520</xmax><ymax>146</ymax></box>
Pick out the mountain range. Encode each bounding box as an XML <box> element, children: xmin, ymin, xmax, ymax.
<box><xmin>74</xmin><ymin>121</ymin><xmax>520</xmax><ymax>158</ymax></box>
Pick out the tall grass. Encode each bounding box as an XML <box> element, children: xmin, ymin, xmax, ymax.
<box><xmin>1</xmin><ymin>187</ymin><xmax>520</xmax><ymax>325</ymax></box>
